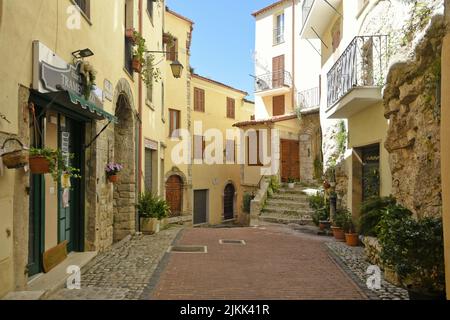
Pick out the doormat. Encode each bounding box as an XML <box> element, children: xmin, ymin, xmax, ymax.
<box><xmin>43</xmin><ymin>240</ymin><xmax>68</xmax><ymax>273</ymax></box>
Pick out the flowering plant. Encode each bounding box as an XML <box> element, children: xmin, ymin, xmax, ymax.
<box><xmin>105</xmin><ymin>163</ymin><xmax>123</xmax><ymax>177</ymax></box>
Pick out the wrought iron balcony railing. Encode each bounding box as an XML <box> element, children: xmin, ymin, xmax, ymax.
<box><xmin>298</xmin><ymin>87</ymin><xmax>320</xmax><ymax>110</ymax></box>
<box><xmin>255</xmin><ymin>71</ymin><xmax>292</xmax><ymax>93</ymax></box>
<box><xmin>327</xmin><ymin>35</ymin><xmax>388</xmax><ymax>108</ymax></box>
<box><xmin>273</xmin><ymin>27</ymin><xmax>285</xmax><ymax>45</ymax></box>
<box><xmin>302</xmin><ymin>0</ymin><xmax>314</xmax><ymax>28</ymax></box>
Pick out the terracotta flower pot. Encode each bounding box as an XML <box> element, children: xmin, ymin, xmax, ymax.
<box><xmin>132</xmin><ymin>57</ymin><xmax>142</xmax><ymax>73</ymax></box>
<box><xmin>331</xmin><ymin>226</ymin><xmax>345</xmax><ymax>241</ymax></box>
<box><xmin>319</xmin><ymin>220</ymin><xmax>331</xmax><ymax>231</ymax></box>
<box><xmin>29</xmin><ymin>155</ymin><xmax>50</xmax><ymax>174</ymax></box>
<box><xmin>108</xmin><ymin>175</ymin><xmax>119</xmax><ymax>183</ymax></box>
<box><xmin>345</xmin><ymin>233</ymin><xmax>359</xmax><ymax>246</ymax></box>
<box><xmin>125</xmin><ymin>28</ymin><xmax>136</xmax><ymax>42</ymax></box>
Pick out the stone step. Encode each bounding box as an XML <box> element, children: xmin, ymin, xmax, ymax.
<box><xmin>258</xmin><ymin>215</ymin><xmax>314</xmax><ymax>226</ymax></box>
<box><xmin>265</xmin><ymin>198</ymin><xmax>310</xmax><ymax>208</ymax></box>
<box><xmin>262</xmin><ymin>206</ymin><xmax>314</xmax><ymax>216</ymax></box>
<box><xmin>269</xmin><ymin>193</ymin><xmax>310</xmax><ymax>201</ymax></box>
<box><xmin>277</xmin><ymin>188</ymin><xmax>311</xmax><ymax>194</ymax></box>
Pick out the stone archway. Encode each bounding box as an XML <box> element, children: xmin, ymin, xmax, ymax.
<box><xmin>113</xmin><ymin>79</ymin><xmax>136</xmax><ymax>242</ymax></box>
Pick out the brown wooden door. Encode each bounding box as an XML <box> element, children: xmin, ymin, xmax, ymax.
<box><xmin>280</xmin><ymin>139</ymin><xmax>300</xmax><ymax>182</ymax></box>
<box><xmin>272</xmin><ymin>55</ymin><xmax>285</xmax><ymax>88</ymax></box>
<box><xmin>273</xmin><ymin>95</ymin><xmax>285</xmax><ymax>116</ymax></box>
<box><xmin>166</xmin><ymin>175</ymin><xmax>183</xmax><ymax>217</ymax></box>
<box><xmin>223</xmin><ymin>184</ymin><xmax>235</xmax><ymax>220</ymax></box>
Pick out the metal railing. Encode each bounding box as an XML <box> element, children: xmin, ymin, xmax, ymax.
<box><xmin>327</xmin><ymin>35</ymin><xmax>388</xmax><ymax>108</ymax></box>
<box><xmin>298</xmin><ymin>87</ymin><xmax>320</xmax><ymax>110</ymax></box>
<box><xmin>302</xmin><ymin>0</ymin><xmax>314</xmax><ymax>28</ymax></box>
<box><xmin>255</xmin><ymin>71</ymin><xmax>292</xmax><ymax>92</ymax></box>
<box><xmin>273</xmin><ymin>27</ymin><xmax>285</xmax><ymax>45</ymax></box>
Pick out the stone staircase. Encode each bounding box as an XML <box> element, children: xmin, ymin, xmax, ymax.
<box><xmin>259</xmin><ymin>184</ymin><xmax>317</xmax><ymax>225</ymax></box>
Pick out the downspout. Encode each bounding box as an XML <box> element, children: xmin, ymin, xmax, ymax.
<box><xmin>292</xmin><ymin>0</ymin><xmax>296</xmax><ymax>111</ymax></box>
<box><xmin>137</xmin><ymin>0</ymin><xmax>143</xmax><ymax>230</ymax></box>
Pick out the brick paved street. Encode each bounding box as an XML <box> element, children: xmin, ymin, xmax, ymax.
<box><xmin>145</xmin><ymin>225</ymin><xmax>367</xmax><ymax>300</ymax></box>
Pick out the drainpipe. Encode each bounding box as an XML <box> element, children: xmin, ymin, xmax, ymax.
<box><xmin>291</xmin><ymin>0</ymin><xmax>296</xmax><ymax>110</ymax></box>
<box><xmin>137</xmin><ymin>0</ymin><xmax>143</xmax><ymax>228</ymax></box>
<box><xmin>138</xmin><ymin>0</ymin><xmax>143</xmax><ymax>192</ymax></box>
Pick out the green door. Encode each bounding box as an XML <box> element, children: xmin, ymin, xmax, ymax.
<box><xmin>58</xmin><ymin>116</ymin><xmax>84</xmax><ymax>252</ymax></box>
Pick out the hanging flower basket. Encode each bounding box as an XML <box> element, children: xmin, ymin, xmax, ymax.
<box><xmin>29</xmin><ymin>155</ymin><xmax>51</xmax><ymax>174</ymax></box>
<box><xmin>108</xmin><ymin>175</ymin><xmax>119</xmax><ymax>183</ymax></box>
<box><xmin>106</xmin><ymin>163</ymin><xmax>123</xmax><ymax>183</ymax></box>
<box><xmin>1</xmin><ymin>138</ymin><xmax>29</xmax><ymax>169</ymax></box>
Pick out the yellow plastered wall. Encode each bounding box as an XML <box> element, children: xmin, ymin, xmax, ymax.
<box><xmin>346</xmin><ymin>102</ymin><xmax>392</xmax><ymax>215</ymax></box>
<box><xmin>163</xmin><ymin>9</ymin><xmax>192</xmax><ymax>212</ymax></box>
<box><xmin>141</xmin><ymin>0</ymin><xmax>166</xmax><ymax>196</ymax></box>
<box><xmin>191</xmin><ymin>75</ymin><xmax>253</xmax><ymax>224</ymax></box>
<box><xmin>441</xmin><ymin>31</ymin><xmax>450</xmax><ymax>300</ymax></box>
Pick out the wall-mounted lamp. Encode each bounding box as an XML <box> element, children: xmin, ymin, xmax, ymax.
<box><xmin>72</xmin><ymin>48</ymin><xmax>95</xmax><ymax>59</ymax></box>
<box><xmin>146</xmin><ymin>50</ymin><xmax>184</xmax><ymax>79</ymax></box>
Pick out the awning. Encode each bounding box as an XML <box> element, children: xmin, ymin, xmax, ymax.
<box><xmin>30</xmin><ymin>90</ymin><xmax>118</xmax><ymax>124</ymax></box>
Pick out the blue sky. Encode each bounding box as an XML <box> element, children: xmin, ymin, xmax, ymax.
<box><xmin>166</xmin><ymin>0</ymin><xmax>277</xmax><ymax>100</ymax></box>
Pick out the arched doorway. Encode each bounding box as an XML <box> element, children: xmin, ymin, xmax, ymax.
<box><xmin>113</xmin><ymin>93</ymin><xmax>136</xmax><ymax>242</ymax></box>
<box><xmin>166</xmin><ymin>175</ymin><xmax>183</xmax><ymax>217</ymax></box>
<box><xmin>224</xmin><ymin>183</ymin><xmax>235</xmax><ymax>220</ymax></box>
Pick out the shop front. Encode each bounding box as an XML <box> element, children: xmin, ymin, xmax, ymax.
<box><xmin>28</xmin><ymin>41</ymin><xmax>117</xmax><ymax>276</ymax></box>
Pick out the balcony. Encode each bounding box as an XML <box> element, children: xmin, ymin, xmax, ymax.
<box><xmin>254</xmin><ymin>71</ymin><xmax>292</xmax><ymax>96</ymax></box>
<box><xmin>273</xmin><ymin>27</ymin><xmax>285</xmax><ymax>45</ymax></box>
<box><xmin>298</xmin><ymin>87</ymin><xmax>320</xmax><ymax>111</ymax></box>
<box><xmin>300</xmin><ymin>0</ymin><xmax>342</xmax><ymax>39</ymax></box>
<box><xmin>326</xmin><ymin>35</ymin><xmax>388</xmax><ymax>119</ymax></box>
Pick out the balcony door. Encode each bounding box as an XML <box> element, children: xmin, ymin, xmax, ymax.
<box><xmin>272</xmin><ymin>55</ymin><xmax>285</xmax><ymax>88</ymax></box>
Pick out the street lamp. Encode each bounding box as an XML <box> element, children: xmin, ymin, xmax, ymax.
<box><xmin>146</xmin><ymin>50</ymin><xmax>184</xmax><ymax>79</ymax></box>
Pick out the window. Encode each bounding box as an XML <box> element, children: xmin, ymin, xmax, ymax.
<box><xmin>273</xmin><ymin>13</ymin><xmax>285</xmax><ymax>45</ymax></box>
<box><xmin>194</xmin><ymin>135</ymin><xmax>206</xmax><ymax>160</ymax></box>
<box><xmin>145</xmin><ymin>148</ymin><xmax>154</xmax><ymax>192</ymax></box>
<box><xmin>169</xmin><ymin>109</ymin><xmax>180</xmax><ymax>137</ymax></box>
<box><xmin>147</xmin><ymin>57</ymin><xmax>153</xmax><ymax>103</ymax></box>
<box><xmin>166</xmin><ymin>37</ymin><xmax>178</xmax><ymax>61</ymax></box>
<box><xmin>147</xmin><ymin>0</ymin><xmax>154</xmax><ymax>21</ymax></box>
<box><xmin>74</xmin><ymin>0</ymin><xmax>90</xmax><ymax>19</ymax></box>
<box><xmin>226</xmin><ymin>97</ymin><xmax>235</xmax><ymax>119</ymax></box>
<box><xmin>273</xmin><ymin>95</ymin><xmax>285</xmax><ymax>116</ymax></box>
<box><xmin>161</xmin><ymin>82</ymin><xmax>165</xmax><ymax>120</ymax></box>
<box><xmin>124</xmin><ymin>0</ymin><xmax>134</xmax><ymax>74</ymax></box>
<box><xmin>194</xmin><ymin>87</ymin><xmax>205</xmax><ymax>112</ymax></box>
<box><xmin>225</xmin><ymin>139</ymin><xmax>236</xmax><ymax>163</ymax></box>
<box><xmin>247</xmin><ymin>130</ymin><xmax>262</xmax><ymax>166</ymax></box>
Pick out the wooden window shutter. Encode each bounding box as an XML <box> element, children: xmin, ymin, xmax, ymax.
<box><xmin>194</xmin><ymin>135</ymin><xmax>205</xmax><ymax>160</ymax></box>
<box><xmin>273</xmin><ymin>95</ymin><xmax>285</xmax><ymax>116</ymax></box>
<box><xmin>194</xmin><ymin>88</ymin><xmax>205</xmax><ymax>112</ymax></box>
<box><xmin>227</xmin><ymin>98</ymin><xmax>235</xmax><ymax>119</ymax></box>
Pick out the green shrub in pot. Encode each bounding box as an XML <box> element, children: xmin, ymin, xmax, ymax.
<box><xmin>359</xmin><ymin>196</ymin><xmax>396</xmax><ymax>237</ymax></box>
<box><xmin>378</xmin><ymin>204</ymin><xmax>445</xmax><ymax>299</ymax></box>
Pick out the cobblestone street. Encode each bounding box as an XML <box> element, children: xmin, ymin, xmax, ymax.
<box><xmin>47</xmin><ymin>226</ymin><xmax>182</xmax><ymax>300</ymax></box>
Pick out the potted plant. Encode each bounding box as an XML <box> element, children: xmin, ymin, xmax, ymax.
<box><xmin>378</xmin><ymin>205</ymin><xmax>446</xmax><ymax>300</ymax></box>
<box><xmin>125</xmin><ymin>28</ymin><xmax>136</xmax><ymax>42</ymax></box>
<box><xmin>344</xmin><ymin>213</ymin><xmax>359</xmax><ymax>246</ymax></box>
<box><xmin>331</xmin><ymin>209</ymin><xmax>348</xmax><ymax>241</ymax></box>
<box><xmin>308</xmin><ymin>191</ymin><xmax>330</xmax><ymax>230</ymax></box>
<box><xmin>132</xmin><ymin>31</ymin><xmax>146</xmax><ymax>73</ymax></box>
<box><xmin>287</xmin><ymin>177</ymin><xmax>295</xmax><ymax>189</ymax></box>
<box><xmin>137</xmin><ymin>192</ymin><xmax>171</xmax><ymax>234</ymax></box>
<box><xmin>29</xmin><ymin>148</ymin><xmax>81</xmax><ymax>181</ymax></box>
<box><xmin>105</xmin><ymin>162</ymin><xmax>123</xmax><ymax>183</ymax></box>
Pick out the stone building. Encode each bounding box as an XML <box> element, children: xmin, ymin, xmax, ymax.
<box><xmin>0</xmin><ymin>0</ymin><xmax>172</xmax><ymax>298</ymax></box>
<box><xmin>301</xmin><ymin>0</ymin><xmax>444</xmax><ymax>219</ymax></box>
<box><xmin>441</xmin><ymin>0</ymin><xmax>450</xmax><ymax>301</ymax></box>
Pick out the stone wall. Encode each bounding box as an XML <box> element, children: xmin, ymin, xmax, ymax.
<box><xmin>298</xmin><ymin>112</ymin><xmax>321</xmax><ymax>184</ymax></box>
<box><xmin>383</xmin><ymin>16</ymin><xmax>445</xmax><ymax>218</ymax></box>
